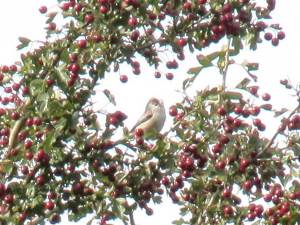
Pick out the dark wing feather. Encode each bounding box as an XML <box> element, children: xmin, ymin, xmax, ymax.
<box><xmin>130</xmin><ymin>112</ymin><xmax>153</xmax><ymax>132</ymax></box>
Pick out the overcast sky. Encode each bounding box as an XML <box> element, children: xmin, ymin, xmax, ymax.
<box><xmin>0</xmin><ymin>1</ymin><xmax>300</xmax><ymax>224</ymax></box>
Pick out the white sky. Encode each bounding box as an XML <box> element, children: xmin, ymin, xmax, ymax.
<box><xmin>0</xmin><ymin>1</ymin><xmax>300</xmax><ymax>225</ymax></box>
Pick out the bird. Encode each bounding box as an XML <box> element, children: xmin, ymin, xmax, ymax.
<box><xmin>130</xmin><ymin>98</ymin><xmax>166</xmax><ymax>137</ymax></box>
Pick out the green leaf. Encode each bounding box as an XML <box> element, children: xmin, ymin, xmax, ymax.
<box><xmin>196</xmin><ymin>52</ymin><xmax>219</xmax><ymax>67</ymax></box>
<box><xmin>230</xmin><ymin>37</ymin><xmax>243</xmax><ymax>56</ymax></box>
<box><xmin>172</xmin><ymin>218</ymin><xmax>185</xmax><ymax>225</ymax></box>
<box><xmin>37</xmin><ymin>93</ymin><xmax>50</xmax><ymax>112</ymax></box>
<box><xmin>223</xmin><ymin>91</ymin><xmax>243</xmax><ymax>100</ymax></box>
<box><xmin>48</xmin><ymin>100</ymin><xmax>65</xmax><ymax>117</ymax></box>
<box><xmin>30</xmin><ymin>79</ymin><xmax>45</xmax><ymax>96</ymax></box>
<box><xmin>235</xmin><ymin>78</ymin><xmax>251</xmax><ymax>90</ymax></box>
<box><xmin>187</xmin><ymin>66</ymin><xmax>202</xmax><ymax>75</ymax></box>
<box><xmin>43</xmin><ymin>130</ymin><xmax>58</xmax><ymax>150</ymax></box>
<box><xmin>54</xmin><ymin>67</ymin><xmax>68</xmax><ymax>91</ymax></box>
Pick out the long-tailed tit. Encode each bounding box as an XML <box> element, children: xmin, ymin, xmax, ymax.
<box><xmin>131</xmin><ymin>98</ymin><xmax>166</xmax><ymax>136</ymax></box>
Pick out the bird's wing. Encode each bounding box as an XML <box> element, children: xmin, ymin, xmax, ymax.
<box><xmin>130</xmin><ymin>111</ymin><xmax>153</xmax><ymax>132</ymax></box>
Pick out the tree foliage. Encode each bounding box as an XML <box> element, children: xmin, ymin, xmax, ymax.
<box><xmin>0</xmin><ymin>0</ymin><xmax>299</xmax><ymax>225</ymax></box>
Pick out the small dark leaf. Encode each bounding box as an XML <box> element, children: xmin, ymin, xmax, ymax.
<box><xmin>183</xmin><ymin>77</ymin><xmax>197</xmax><ymax>90</ymax></box>
<box><xmin>274</xmin><ymin>108</ymin><xmax>289</xmax><ymax>117</ymax></box>
<box><xmin>242</xmin><ymin>60</ymin><xmax>259</xmax><ymax>71</ymax></box>
<box><xmin>17</xmin><ymin>37</ymin><xmax>31</xmax><ymax>50</ymax></box>
<box><xmin>18</xmin><ymin>37</ymin><xmax>31</xmax><ymax>45</ymax></box>
<box><xmin>260</xmin><ymin>104</ymin><xmax>272</xmax><ymax>111</ymax></box>
<box><xmin>236</xmin><ymin>78</ymin><xmax>251</xmax><ymax>90</ymax></box>
<box><xmin>103</xmin><ymin>89</ymin><xmax>116</xmax><ymax>106</ymax></box>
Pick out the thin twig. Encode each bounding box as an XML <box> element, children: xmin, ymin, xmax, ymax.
<box><xmin>129</xmin><ymin>211</ymin><xmax>136</xmax><ymax>225</ymax></box>
<box><xmin>222</xmin><ymin>38</ymin><xmax>232</xmax><ymax>90</ymax></box>
<box><xmin>257</xmin><ymin>102</ymin><xmax>300</xmax><ymax>157</ymax></box>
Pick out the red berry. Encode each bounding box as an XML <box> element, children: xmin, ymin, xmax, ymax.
<box><xmin>130</xmin><ymin>30</ymin><xmax>140</xmax><ymax>41</ymax></box>
<box><xmin>243</xmin><ymin>180</ymin><xmax>253</xmax><ymax>191</ymax></box>
<box><xmin>24</xmin><ymin>140</ymin><xmax>33</xmax><ymax>149</ymax></box>
<box><xmin>249</xmin><ymin>86</ymin><xmax>258</xmax><ymax>95</ymax></box>
<box><xmin>250</xmin><ymin>106</ymin><xmax>260</xmax><ymax>116</ymax></box>
<box><xmin>47</xmin><ymin>22</ymin><xmax>56</xmax><ymax>31</ymax></box>
<box><xmin>9</xmin><ymin>64</ymin><xmax>17</xmax><ymax>72</ymax></box>
<box><xmin>0</xmin><ymin>183</ymin><xmax>5</xmax><ymax>196</ymax></box>
<box><xmin>253</xmin><ymin>118</ymin><xmax>262</xmax><ymax>127</ymax></box>
<box><xmin>222</xmin><ymin>187</ymin><xmax>232</xmax><ymax>198</ymax></box>
<box><xmin>198</xmin><ymin>0</ymin><xmax>207</xmax><ymax>4</ymax></box>
<box><xmin>44</xmin><ymin>201</ymin><xmax>55</xmax><ymax>210</ymax></box>
<box><xmin>60</xmin><ymin>2</ymin><xmax>70</xmax><ymax>11</ymax></box>
<box><xmin>36</xmin><ymin>175</ymin><xmax>46</xmax><ymax>186</ymax></box>
<box><xmin>74</xmin><ymin>3</ymin><xmax>83</xmax><ymax>12</ymax></box>
<box><xmin>77</xmin><ymin>39</ymin><xmax>87</xmax><ymax>48</ymax></box>
<box><xmin>247</xmin><ymin>212</ymin><xmax>256</xmax><ymax>221</ymax></box>
<box><xmin>234</xmin><ymin>106</ymin><xmax>243</xmax><ymax>114</ymax></box>
<box><xmin>135</xmin><ymin>136</ymin><xmax>144</xmax><ymax>145</ymax></box>
<box><xmin>33</xmin><ymin>117</ymin><xmax>42</xmax><ymax>126</ymax></box>
<box><xmin>12</xmin><ymin>83</ymin><xmax>20</xmax><ymax>91</ymax></box>
<box><xmin>120</xmin><ymin>75</ymin><xmax>128</xmax><ymax>83</ymax></box>
<box><xmin>262</xmin><ymin>93</ymin><xmax>271</xmax><ymax>101</ymax></box>
<box><xmin>18</xmin><ymin>212</ymin><xmax>27</xmax><ymax>222</ymax></box>
<box><xmin>84</xmin><ymin>14</ymin><xmax>95</xmax><ymax>24</ymax></box>
<box><xmin>166</xmin><ymin>72</ymin><xmax>174</xmax><ymax>80</ymax></box>
<box><xmin>108</xmin><ymin>115</ymin><xmax>118</xmax><ymax>126</ymax></box>
<box><xmin>169</xmin><ymin>105</ymin><xmax>178</xmax><ymax>117</ymax></box>
<box><xmin>240</xmin><ymin>158</ymin><xmax>250</xmax><ymax>168</ymax></box>
<box><xmin>154</xmin><ymin>71</ymin><xmax>161</xmax><ymax>78</ymax></box>
<box><xmin>217</xmin><ymin>106</ymin><xmax>226</xmax><ymax>116</ymax></box>
<box><xmin>271</xmin><ymin>38</ymin><xmax>279</xmax><ymax>46</ymax></box>
<box><xmin>25</xmin><ymin>151</ymin><xmax>34</xmax><ymax>160</ymax></box>
<box><xmin>11</xmin><ymin>112</ymin><xmax>20</xmax><ymax>120</ymax></box>
<box><xmin>254</xmin><ymin>204</ymin><xmax>264</xmax><ymax>216</ymax></box>
<box><xmin>161</xmin><ymin>176</ymin><xmax>170</xmax><ymax>186</ymax></box>
<box><xmin>176</xmin><ymin>38</ymin><xmax>187</xmax><ymax>47</ymax></box>
<box><xmin>4</xmin><ymin>194</ymin><xmax>14</xmax><ymax>204</ymax></box>
<box><xmin>264</xmin><ymin>32</ymin><xmax>273</xmax><ymax>41</ymax></box>
<box><xmin>277</xmin><ymin>31</ymin><xmax>285</xmax><ymax>40</ymax></box>
<box><xmin>91</xmin><ymin>34</ymin><xmax>103</xmax><ymax>43</ymax></box>
<box><xmin>134</xmin><ymin>128</ymin><xmax>144</xmax><ymax>137</ymax></box>
<box><xmin>21</xmin><ymin>165</ymin><xmax>29</xmax><ymax>175</ymax></box>
<box><xmin>128</xmin><ymin>17</ymin><xmax>138</xmax><ymax>27</ymax></box>
<box><xmin>223</xmin><ymin>205</ymin><xmax>233</xmax><ymax>216</ymax></box>
<box><xmin>215</xmin><ymin>160</ymin><xmax>226</xmax><ymax>170</ymax></box>
<box><xmin>99</xmin><ymin>5</ymin><xmax>109</xmax><ymax>14</ymax></box>
<box><xmin>39</xmin><ymin>6</ymin><xmax>47</xmax><ymax>14</ymax></box>
<box><xmin>212</xmin><ymin>143</ymin><xmax>223</xmax><ymax>154</ymax></box>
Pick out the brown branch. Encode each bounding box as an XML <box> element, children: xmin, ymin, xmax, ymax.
<box><xmin>129</xmin><ymin>211</ymin><xmax>136</xmax><ymax>225</ymax></box>
<box><xmin>257</xmin><ymin>102</ymin><xmax>300</xmax><ymax>157</ymax></box>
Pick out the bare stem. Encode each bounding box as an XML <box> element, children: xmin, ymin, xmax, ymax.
<box><xmin>257</xmin><ymin>102</ymin><xmax>300</xmax><ymax>157</ymax></box>
<box><xmin>129</xmin><ymin>211</ymin><xmax>136</xmax><ymax>225</ymax></box>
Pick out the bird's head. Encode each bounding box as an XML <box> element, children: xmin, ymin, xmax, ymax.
<box><xmin>146</xmin><ymin>98</ymin><xmax>164</xmax><ymax>112</ymax></box>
